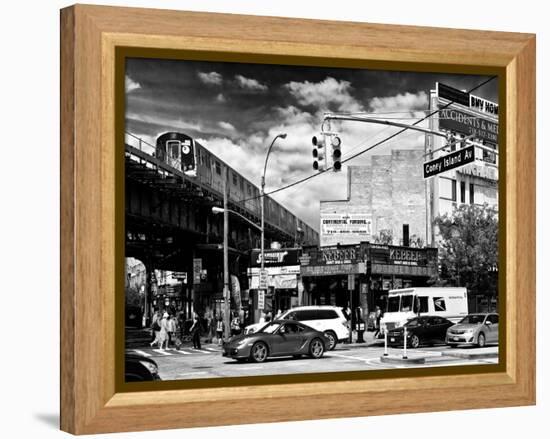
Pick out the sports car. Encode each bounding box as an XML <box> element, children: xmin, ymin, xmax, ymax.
<box><xmin>223</xmin><ymin>319</ymin><xmax>329</xmax><ymax>363</ymax></box>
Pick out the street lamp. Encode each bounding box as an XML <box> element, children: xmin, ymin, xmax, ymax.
<box><xmin>212</xmin><ymin>205</ymin><xmax>263</xmax><ymax>340</ymax></box>
<box><xmin>260</xmin><ymin>133</ymin><xmax>287</xmax><ymax>319</ymax></box>
<box><xmin>212</xmin><ymin>206</ymin><xmax>262</xmax><ymax>232</ymax></box>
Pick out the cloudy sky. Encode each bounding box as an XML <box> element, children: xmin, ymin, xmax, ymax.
<box><xmin>125</xmin><ymin>58</ymin><xmax>497</xmax><ymax>230</ymax></box>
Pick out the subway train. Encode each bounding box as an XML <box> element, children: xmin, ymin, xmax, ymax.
<box><xmin>155</xmin><ymin>132</ymin><xmax>318</xmax><ymax>245</ymax></box>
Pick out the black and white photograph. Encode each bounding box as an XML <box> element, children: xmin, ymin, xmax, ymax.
<box><xmin>123</xmin><ymin>58</ymin><xmax>500</xmax><ymax>382</ymax></box>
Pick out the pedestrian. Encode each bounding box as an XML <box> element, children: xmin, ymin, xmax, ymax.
<box><xmin>216</xmin><ymin>316</ymin><xmax>224</xmax><ymax>345</ymax></box>
<box><xmin>374</xmin><ymin>306</ymin><xmax>382</xmax><ymax>338</ymax></box>
<box><xmin>190</xmin><ymin>313</ymin><xmax>202</xmax><ymax>349</ymax></box>
<box><xmin>150</xmin><ymin>309</ymin><xmax>160</xmax><ymax>343</ymax></box>
<box><xmin>158</xmin><ymin>312</ymin><xmax>170</xmax><ymax>349</ymax></box>
<box><xmin>149</xmin><ymin>310</ymin><xmax>161</xmax><ymax>345</ymax></box>
<box><xmin>231</xmin><ymin>314</ymin><xmax>241</xmax><ymax>336</ymax></box>
<box><xmin>166</xmin><ymin>314</ymin><xmax>176</xmax><ymax>348</ymax></box>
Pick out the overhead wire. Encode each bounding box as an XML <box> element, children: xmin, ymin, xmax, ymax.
<box><xmin>239</xmin><ymin>75</ymin><xmax>496</xmax><ymax>202</ymax></box>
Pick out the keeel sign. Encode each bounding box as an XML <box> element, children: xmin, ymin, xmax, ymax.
<box><xmin>424</xmin><ymin>146</ymin><xmax>475</xmax><ymax>178</ymax></box>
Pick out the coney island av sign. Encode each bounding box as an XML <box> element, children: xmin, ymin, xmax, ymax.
<box><xmin>423</xmin><ymin>146</ymin><xmax>475</xmax><ymax>178</ymax></box>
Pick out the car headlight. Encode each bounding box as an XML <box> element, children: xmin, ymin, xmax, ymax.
<box><xmin>236</xmin><ymin>339</ymin><xmax>250</xmax><ymax>348</ymax></box>
<box><xmin>139</xmin><ymin>360</ymin><xmax>158</xmax><ymax>375</ymax></box>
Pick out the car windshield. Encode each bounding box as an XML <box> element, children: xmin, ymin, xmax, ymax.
<box><xmin>400</xmin><ymin>295</ymin><xmax>413</xmax><ymax>312</ymax></box>
<box><xmin>258</xmin><ymin>323</ymin><xmax>280</xmax><ymax>334</ymax></box>
<box><xmin>387</xmin><ymin>296</ymin><xmax>400</xmax><ymax>312</ymax></box>
<box><xmin>459</xmin><ymin>315</ymin><xmax>486</xmax><ymax>325</ymax></box>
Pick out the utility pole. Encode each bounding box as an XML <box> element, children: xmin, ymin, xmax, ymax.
<box><xmin>223</xmin><ymin>165</ymin><xmax>230</xmax><ymax>340</ymax></box>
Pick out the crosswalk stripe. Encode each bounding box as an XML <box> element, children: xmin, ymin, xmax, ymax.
<box><xmin>203</xmin><ymin>347</ymin><xmax>220</xmax><ymax>352</ymax></box>
<box><xmin>173</xmin><ymin>349</ymin><xmax>191</xmax><ymax>355</ymax></box>
<box><xmin>152</xmin><ymin>349</ymin><xmax>173</xmax><ymax>356</ymax></box>
<box><xmin>132</xmin><ymin>349</ymin><xmax>151</xmax><ymax>357</ymax></box>
<box><xmin>189</xmin><ymin>348</ymin><xmax>211</xmax><ymax>353</ymax></box>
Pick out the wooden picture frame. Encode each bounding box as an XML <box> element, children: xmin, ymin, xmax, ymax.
<box><xmin>60</xmin><ymin>4</ymin><xmax>535</xmax><ymax>434</ymax></box>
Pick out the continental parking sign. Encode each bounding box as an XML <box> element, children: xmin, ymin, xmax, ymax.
<box><xmin>424</xmin><ymin>146</ymin><xmax>475</xmax><ymax>178</ymax></box>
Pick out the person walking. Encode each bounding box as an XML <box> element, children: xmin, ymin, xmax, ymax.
<box><xmin>166</xmin><ymin>314</ymin><xmax>176</xmax><ymax>348</ymax></box>
<box><xmin>374</xmin><ymin>306</ymin><xmax>382</xmax><ymax>338</ymax></box>
<box><xmin>150</xmin><ymin>309</ymin><xmax>160</xmax><ymax>343</ymax></box>
<box><xmin>158</xmin><ymin>312</ymin><xmax>170</xmax><ymax>350</ymax></box>
<box><xmin>231</xmin><ymin>314</ymin><xmax>241</xmax><ymax>337</ymax></box>
<box><xmin>190</xmin><ymin>313</ymin><xmax>202</xmax><ymax>349</ymax></box>
<box><xmin>215</xmin><ymin>316</ymin><xmax>225</xmax><ymax>345</ymax></box>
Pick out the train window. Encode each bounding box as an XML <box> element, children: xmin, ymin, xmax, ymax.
<box><xmin>215</xmin><ymin>161</ymin><xmax>221</xmax><ymax>175</ymax></box>
<box><xmin>166</xmin><ymin>140</ymin><xmax>180</xmax><ymax>159</ymax></box>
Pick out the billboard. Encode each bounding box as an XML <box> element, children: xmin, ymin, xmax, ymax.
<box><xmin>320</xmin><ymin>213</ymin><xmax>372</xmax><ymax>246</ymax></box>
<box><xmin>438</xmin><ymin>108</ymin><xmax>498</xmax><ymax>144</ymax></box>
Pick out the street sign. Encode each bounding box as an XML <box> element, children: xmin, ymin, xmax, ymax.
<box><xmin>173</xmin><ymin>272</ymin><xmax>187</xmax><ymax>284</ymax></box>
<box><xmin>257</xmin><ymin>290</ymin><xmax>265</xmax><ymax>310</ymax></box>
<box><xmin>423</xmin><ymin>146</ymin><xmax>475</xmax><ymax>178</ymax></box>
<box><xmin>259</xmin><ymin>269</ymin><xmax>268</xmax><ymax>290</ymax></box>
<box><xmin>437</xmin><ymin>82</ymin><xmax>470</xmax><ymax>107</ymax></box>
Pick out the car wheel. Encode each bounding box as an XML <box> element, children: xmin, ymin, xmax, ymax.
<box><xmin>409</xmin><ymin>334</ymin><xmax>420</xmax><ymax>349</ymax></box>
<box><xmin>250</xmin><ymin>342</ymin><xmax>268</xmax><ymax>363</ymax></box>
<box><xmin>309</xmin><ymin>338</ymin><xmax>325</xmax><ymax>359</ymax></box>
<box><xmin>324</xmin><ymin>331</ymin><xmax>337</xmax><ymax>350</ymax></box>
<box><xmin>477</xmin><ymin>333</ymin><xmax>486</xmax><ymax>348</ymax></box>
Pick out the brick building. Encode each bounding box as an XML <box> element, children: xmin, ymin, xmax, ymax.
<box><xmin>320</xmin><ymin>149</ymin><xmax>427</xmax><ymax>248</ymax></box>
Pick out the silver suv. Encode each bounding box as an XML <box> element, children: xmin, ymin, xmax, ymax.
<box><xmin>245</xmin><ymin>306</ymin><xmax>349</xmax><ymax>350</ymax></box>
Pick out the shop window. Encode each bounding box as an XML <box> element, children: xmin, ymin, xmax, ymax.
<box><xmin>460</xmin><ymin>181</ymin><xmax>466</xmax><ymax>203</ymax></box>
<box><xmin>433</xmin><ymin>297</ymin><xmax>447</xmax><ymax>312</ymax></box>
<box><xmin>470</xmin><ymin>183</ymin><xmax>475</xmax><ymax>204</ymax></box>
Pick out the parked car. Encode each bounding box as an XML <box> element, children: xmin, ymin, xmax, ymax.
<box><xmin>446</xmin><ymin>313</ymin><xmax>499</xmax><ymax>347</ymax></box>
<box><xmin>244</xmin><ymin>306</ymin><xmax>349</xmax><ymax>350</ymax></box>
<box><xmin>125</xmin><ymin>351</ymin><xmax>161</xmax><ymax>382</ymax></box>
<box><xmin>223</xmin><ymin>320</ymin><xmax>329</xmax><ymax>363</ymax></box>
<box><xmin>387</xmin><ymin>316</ymin><xmax>454</xmax><ymax>348</ymax></box>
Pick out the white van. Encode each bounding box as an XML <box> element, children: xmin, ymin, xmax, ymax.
<box><xmin>380</xmin><ymin>287</ymin><xmax>468</xmax><ymax>333</ymax></box>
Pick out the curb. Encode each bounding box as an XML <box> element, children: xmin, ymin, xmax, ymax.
<box><xmin>444</xmin><ymin>350</ymin><xmax>498</xmax><ymax>360</ymax></box>
<box><xmin>380</xmin><ymin>355</ymin><xmax>426</xmax><ymax>364</ymax></box>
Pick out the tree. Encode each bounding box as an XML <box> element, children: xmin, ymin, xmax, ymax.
<box><xmin>434</xmin><ymin>204</ymin><xmax>498</xmax><ymax>304</ymax></box>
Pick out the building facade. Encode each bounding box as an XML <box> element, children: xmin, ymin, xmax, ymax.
<box><xmin>320</xmin><ymin>150</ymin><xmax>427</xmax><ymax>248</ymax></box>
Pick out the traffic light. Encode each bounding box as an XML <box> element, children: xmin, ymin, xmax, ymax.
<box><xmin>331</xmin><ymin>135</ymin><xmax>342</xmax><ymax>172</ymax></box>
<box><xmin>312</xmin><ymin>135</ymin><xmax>326</xmax><ymax>171</ymax></box>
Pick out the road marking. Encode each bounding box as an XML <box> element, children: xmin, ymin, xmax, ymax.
<box><xmin>327</xmin><ymin>352</ymin><xmax>370</xmax><ymax>363</ymax></box>
<box><xmin>131</xmin><ymin>349</ymin><xmax>151</xmax><ymax>357</ymax></box>
<box><xmin>190</xmin><ymin>348</ymin><xmax>212</xmax><ymax>353</ymax></box>
<box><xmin>152</xmin><ymin>349</ymin><xmax>173</xmax><ymax>356</ymax></box>
<box><xmin>173</xmin><ymin>349</ymin><xmax>191</xmax><ymax>355</ymax></box>
<box><xmin>203</xmin><ymin>347</ymin><xmax>220</xmax><ymax>352</ymax></box>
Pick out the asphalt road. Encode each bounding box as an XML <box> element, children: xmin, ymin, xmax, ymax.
<box><xmin>127</xmin><ymin>343</ymin><xmax>498</xmax><ymax>381</ymax></box>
